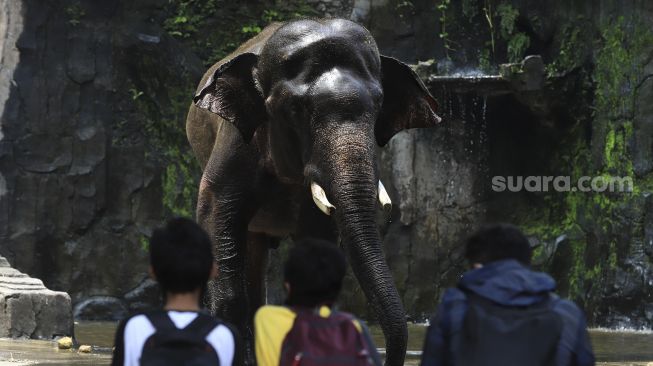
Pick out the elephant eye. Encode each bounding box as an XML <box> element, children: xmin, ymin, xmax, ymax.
<box><xmin>285</xmin><ymin>56</ymin><xmax>304</xmax><ymax>80</ymax></box>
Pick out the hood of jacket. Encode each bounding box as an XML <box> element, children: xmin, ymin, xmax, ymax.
<box><xmin>459</xmin><ymin>259</ymin><xmax>556</xmax><ymax>306</ymax></box>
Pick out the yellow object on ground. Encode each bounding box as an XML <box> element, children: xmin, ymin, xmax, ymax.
<box><xmin>56</xmin><ymin>337</ymin><xmax>72</xmax><ymax>350</ymax></box>
<box><xmin>77</xmin><ymin>345</ymin><xmax>92</xmax><ymax>353</ymax></box>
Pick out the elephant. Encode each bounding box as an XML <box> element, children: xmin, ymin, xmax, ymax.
<box><xmin>186</xmin><ymin>18</ymin><xmax>441</xmax><ymax>365</ymax></box>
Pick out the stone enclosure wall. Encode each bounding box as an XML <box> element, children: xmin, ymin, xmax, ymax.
<box><xmin>355</xmin><ymin>0</ymin><xmax>653</xmax><ymax>327</ymax></box>
<box><xmin>1</xmin><ymin>0</ymin><xmax>652</xmax><ymax>328</ymax></box>
<box><xmin>0</xmin><ymin>0</ymin><xmax>204</xmax><ymax>319</ymax></box>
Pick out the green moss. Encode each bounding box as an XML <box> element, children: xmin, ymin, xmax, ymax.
<box><xmin>602</xmin><ymin>121</ymin><xmax>634</xmax><ymax>176</ymax></box>
<box><xmin>396</xmin><ymin>1</ymin><xmax>415</xmax><ymax>19</ymax></box>
<box><xmin>546</xmin><ymin>21</ymin><xmax>589</xmax><ymax>76</ymax></box>
<box><xmin>595</xmin><ymin>16</ymin><xmax>651</xmax><ymax>181</ymax></box>
<box><xmin>163</xmin><ymin>0</ymin><xmax>319</xmax><ymax>66</ymax></box>
<box><xmin>474</xmin><ymin>2</ymin><xmax>531</xmax><ymax>68</ymax></box>
<box><xmin>603</xmin><ymin>129</ymin><xmax>616</xmax><ymax>166</ymax></box>
<box><xmin>462</xmin><ymin>0</ymin><xmax>479</xmax><ymax>20</ymax></box>
<box><xmin>64</xmin><ymin>2</ymin><xmax>85</xmax><ymax>26</ymax></box>
<box><xmin>507</xmin><ymin>33</ymin><xmax>530</xmax><ymax>63</ymax></box>
<box><xmin>517</xmin><ymin>16</ymin><xmax>653</xmax><ymax>302</ymax></box>
<box><xmin>496</xmin><ymin>3</ymin><xmax>518</xmax><ymax>39</ymax></box>
<box><xmin>531</xmin><ymin>245</ymin><xmax>545</xmax><ymax>262</ymax></box>
<box><xmin>126</xmin><ymin>58</ymin><xmax>200</xmax><ymax>218</ymax></box>
<box><xmin>161</xmin><ymin>150</ymin><xmax>198</xmax><ymax>218</ymax></box>
<box><xmin>595</xmin><ymin>16</ymin><xmax>653</xmax><ymax>119</ymax></box>
<box><xmin>141</xmin><ymin>1</ymin><xmax>321</xmax><ymax>218</ymax></box>
<box><xmin>437</xmin><ymin>0</ymin><xmax>454</xmax><ymax>59</ymax></box>
<box><xmin>568</xmin><ymin>237</ymin><xmax>586</xmax><ymax>297</ymax></box>
<box><xmin>607</xmin><ymin>241</ymin><xmax>618</xmax><ymax>269</ymax></box>
<box><xmin>478</xmin><ymin>48</ymin><xmax>492</xmax><ymax>73</ymax></box>
<box><xmin>139</xmin><ymin>235</ymin><xmax>150</xmax><ymax>252</ymax></box>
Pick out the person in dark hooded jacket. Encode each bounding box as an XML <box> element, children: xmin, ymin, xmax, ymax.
<box><xmin>420</xmin><ymin>224</ymin><xmax>595</xmax><ymax>366</ymax></box>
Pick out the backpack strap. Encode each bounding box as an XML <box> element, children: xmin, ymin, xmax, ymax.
<box><xmin>327</xmin><ymin>309</ymin><xmax>355</xmax><ymax>321</ymax></box>
<box><xmin>183</xmin><ymin>313</ymin><xmax>221</xmax><ymax>338</ymax></box>
<box><xmin>352</xmin><ymin>315</ymin><xmax>384</xmax><ymax>366</ymax></box>
<box><xmin>146</xmin><ymin>311</ymin><xmax>219</xmax><ymax>338</ymax></box>
<box><xmin>146</xmin><ymin>311</ymin><xmax>178</xmax><ymax>332</ymax></box>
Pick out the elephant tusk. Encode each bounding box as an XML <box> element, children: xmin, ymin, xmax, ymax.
<box><xmin>378</xmin><ymin>180</ymin><xmax>392</xmax><ymax>213</ymax></box>
<box><xmin>311</xmin><ymin>182</ymin><xmax>335</xmax><ymax>216</ymax></box>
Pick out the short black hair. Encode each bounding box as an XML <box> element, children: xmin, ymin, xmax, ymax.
<box><xmin>149</xmin><ymin>217</ymin><xmax>214</xmax><ymax>294</ymax></box>
<box><xmin>465</xmin><ymin>224</ymin><xmax>532</xmax><ymax>265</ymax></box>
<box><xmin>284</xmin><ymin>238</ymin><xmax>347</xmax><ymax>307</ymax></box>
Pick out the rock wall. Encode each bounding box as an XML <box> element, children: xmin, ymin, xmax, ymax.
<box><xmin>340</xmin><ymin>0</ymin><xmax>653</xmax><ymax>327</ymax></box>
<box><xmin>0</xmin><ymin>0</ymin><xmax>204</xmax><ymax>319</ymax></box>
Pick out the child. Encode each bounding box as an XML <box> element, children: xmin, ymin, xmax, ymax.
<box><xmin>112</xmin><ymin>217</ymin><xmax>241</xmax><ymax>366</ymax></box>
<box><xmin>255</xmin><ymin>238</ymin><xmax>382</xmax><ymax>366</ymax></box>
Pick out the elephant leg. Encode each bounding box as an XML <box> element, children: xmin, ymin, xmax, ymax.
<box><xmin>197</xmin><ymin>177</ymin><xmax>257</xmax><ymax>364</ymax></box>
<box><xmin>245</xmin><ymin>232</ymin><xmax>270</xmax><ymax>320</ymax></box>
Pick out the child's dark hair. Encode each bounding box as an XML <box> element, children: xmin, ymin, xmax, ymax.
<box><xmin>465</xmin><ymin>224</ymin><xmax>532</xmax><ymax>265</ymax></box>
<box><xmin>284</xmin><ymin>238</ymin><xmax>347</xmax><ymax>308</ymax></box>
<box><xmin>150</xmin><ymin>217</ymin><xmax>214</xmax><ymax>294</ymax></box>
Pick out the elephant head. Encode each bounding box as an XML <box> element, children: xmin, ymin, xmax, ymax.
<box><xmin>193</xmin><ymin>19</ymin><xmax>440</xmax><ymax>365</ymax></box>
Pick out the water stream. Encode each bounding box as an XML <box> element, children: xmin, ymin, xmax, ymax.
<box><xmin>0</xmin><ymin>322</ymin><xmax>650</xmax><ymax>365</ymax></box>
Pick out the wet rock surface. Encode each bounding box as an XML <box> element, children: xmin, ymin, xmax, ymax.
<box><xmin>73</xmin><ymin>296</ymin><xmax>128</xmax><ymax>322</ymax></box>
<box><xmin>0</xmin><ymin>0</ymin><xmax>198</xmax><ymax>320</ymax></box>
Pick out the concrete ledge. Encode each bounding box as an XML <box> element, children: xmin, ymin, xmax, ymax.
<box><xmin>0</xmin><ymin>257</ymin><xmax>72</xmax><ymax>339</ymax></box>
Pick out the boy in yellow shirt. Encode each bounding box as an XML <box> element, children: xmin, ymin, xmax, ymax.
<box><xmin>254</xmin><ymin>239</ymin><xmax>382</xmax><ymax>366</ymax></box>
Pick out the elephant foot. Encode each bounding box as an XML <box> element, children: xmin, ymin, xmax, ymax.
<box><xmin>243</xmin><ymin>339</ymin><xmax>256</xmax><ymax>366</ymax></box>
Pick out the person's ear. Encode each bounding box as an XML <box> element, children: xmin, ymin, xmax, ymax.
<box><xmin>375</xmin><ymin>56</ymin><xmax>442</xmax><ymax>146</ymax></box>
<box><xmin>209</xmin><ymin>262</ymin><xmax>218</xmax><ymax>280</ymax></box>
<box><xmin>283</xmin><ymin>281</ymin><xmax>291</xmax><ymax>295</ymax></box>
<box><xmin>193</xmin><ymin>53</ymin><xmax>267</xmax><ymax>143</ymax></box>
<box><xmin>148</xmin><ymin>265</ymin><xmax>157</xmax><ymax>280</ymax></box>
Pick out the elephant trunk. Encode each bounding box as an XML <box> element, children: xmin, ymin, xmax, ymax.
<box><xmin>321</xmin><ymin>126</ymin><xmax>407</xmax><ymax>366</ymax></box>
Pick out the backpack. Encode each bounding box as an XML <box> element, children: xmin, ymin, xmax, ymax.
<box><xmin>140</xmin><ymin>311</ymin><xmax>221</xmax><ymax>366</ymax></box>
<box><xmin>455</xmin><ymin>290</ymin><xmax>563</xmax><ymax>366</ymax></box>
<box><xmin>279</xmin><ymin>308</ymin><xmax>376</xmax><ymax>366</ymax></box>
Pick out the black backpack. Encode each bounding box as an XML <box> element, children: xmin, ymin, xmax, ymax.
<box><xmin>140</xmin><ymin>311</ymin><xmax>221</xmax><ymax>366</ymax></box>
<box><xmin>455</xmin><ymin>290</ymin><xmax>563</xmax><ymax>366</ymax></box>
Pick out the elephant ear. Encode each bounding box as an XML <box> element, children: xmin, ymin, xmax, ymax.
<box><xmin>375</xmin><ymin>56</ymin><xmax>441</xmax><ymax>146</ymax></box>
<box><xmin>194</xmin><ymin>53</ymin><xmax>266</xmax><ymax>143</ymax></box>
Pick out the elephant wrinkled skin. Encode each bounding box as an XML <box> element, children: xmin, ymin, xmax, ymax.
<box><xmin>186</xmin><ymin>18</ymin><xmax>441</xmax><ymax>365</ymax></box>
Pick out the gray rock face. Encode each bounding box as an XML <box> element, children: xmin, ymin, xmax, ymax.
<box><xmin>124</xmin><ymin>278</ymin><xmax>160</xmax><ymax>313</ymax></box>
<box><xmin>340</xmin><ymin>91</ymin><xmax>492</xmax><ymax>319</ymax></box>
<box><xmin>306</xmin><ymin>0</ymin><xmax>354</xmax><ymax>18</ymax></box>
<box><xmin>0</xmin><ymin>256</ymin><xmax>72</xmax><ymax>339</ymax></box>
<box><xmin>353</xmin><ymin>0</ymin><xmax>440</xmax><ymax>62</ymax></box>
<box><xmin>73</xmin><ymin>296</ymin><xmax>127</xmax><ymax>321</ymax></box>
<box><xmin>0</xmin><ymin>0</ymin><xmax>202</xmax><ymax>320</ymax></box>
<box><xmin>338</xmin><ymin>0</ymin><xmax>653</xmax><ymax>328</ymax></box>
